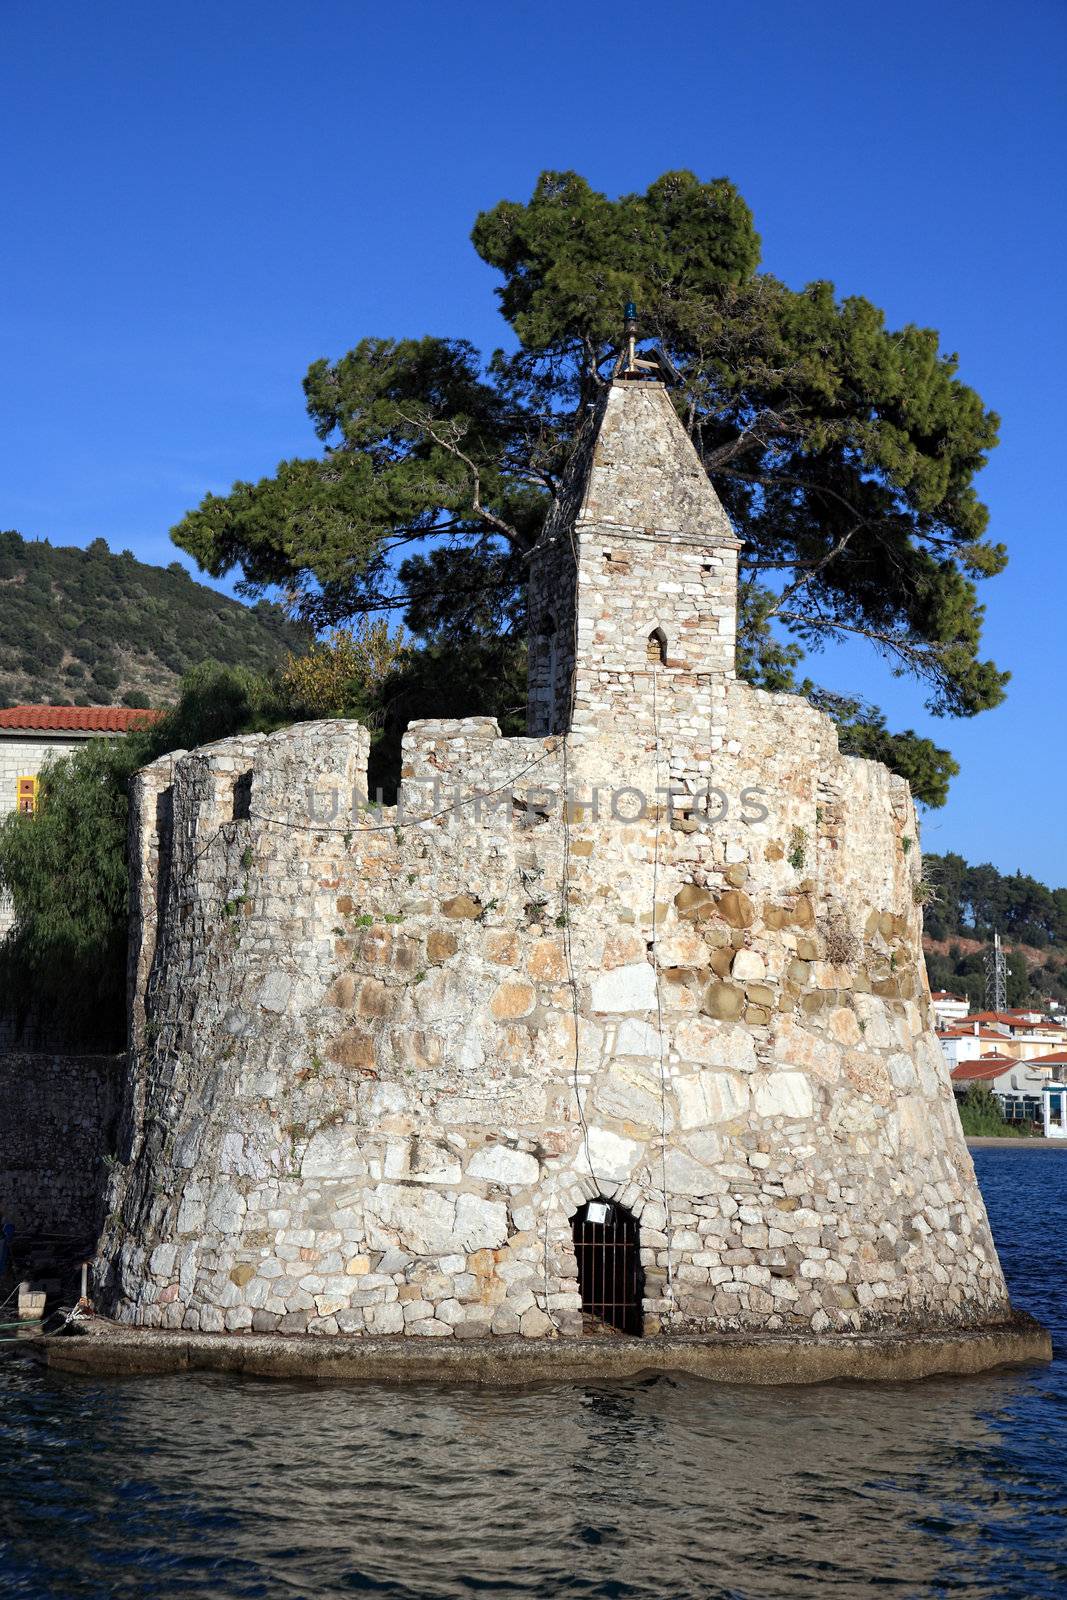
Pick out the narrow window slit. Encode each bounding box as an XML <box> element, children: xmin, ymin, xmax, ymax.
<box><xmin>232</xmin><ymin>771</ymin><xmax>252</xmax><ymax>821</ymax></box>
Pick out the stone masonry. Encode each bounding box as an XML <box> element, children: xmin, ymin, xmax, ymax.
<box><xmin>93</xmin><ymin>379</ymin><xmax>1012</xmax><ymax>1342</ymax></box>
<box><xmin>0</xmin><ymin>1053</ymin><xmax>122</xmax><ymax>1238</ymax></box>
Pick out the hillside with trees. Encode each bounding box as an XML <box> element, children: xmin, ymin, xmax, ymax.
<box><xmin>0</xmin><ymin>530</ymin><xmax>308</xmax><ymax>708</ymax></box>
<box><xmin>922</xmin><ymin>852</ymin><xmax>1067</xmax><ymax>1008</ymax></box>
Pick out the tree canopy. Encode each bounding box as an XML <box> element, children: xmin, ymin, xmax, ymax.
<box><xmin>171</xmin><ymin>170</ymin><xmax>1009</xmax><ymax>806</ymax></box>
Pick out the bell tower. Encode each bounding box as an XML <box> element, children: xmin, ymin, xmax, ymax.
<box><xmin>526</xmin><ymin>369</ymin><xmax>742</xmax><ymax>748</ymax></box>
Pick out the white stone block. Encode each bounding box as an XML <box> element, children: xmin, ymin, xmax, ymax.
<box><xmin>676</xmin><ymin>1071</ymin><xmax>749</xmax><ymax>1128</ymax></box>
<box><xmin>578</xmin><ymin>1126</ymin><xmax>641</xmax><ymax>1183</ymax></box>
<box><xmin>753</xmin><ymin>1072</ymin><xmax>814</xmax><ymax>1120</ymax></box>
<box><xmin>730</xmin><ymin>949</ymin><xmax>765</xmax><ymax>982</ymax></box>
<box><xmin>301</xmin><ymin>1123</ymin><xmax>368</xmax><ymax>1180</ymax></box>
<box><xmin>454</xmin><ymin>1193</ymin><xmax>510</xmax><ymax>1250</ymax></box>
<box><xmin>589</xmin><ymin>962</ymin><xmax>657</xmax><ymax>1014</ymax></box>
<box><xmin>467</xmin><ymin>1145</ymin><xmax>540</xmax><ymax>1187</ymax></box>
<box><xmin>614</xmin><ymin>1018</ymin><xmax>663</xmax><ymax>1056</ymax></box>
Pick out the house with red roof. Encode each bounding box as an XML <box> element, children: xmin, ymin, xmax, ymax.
<box><xmin>937</xmin><ymin>1024</ymin><xmax>1027</xmax><ymax>1072</ymax></box>
<box><xmin>0</xmin><ymin>704</ymin><xmax>163</xmax><ymax>933</ymax></box>
<box><xmin>930</xmin><ymin>990</ymin><xmax>969</xmax><ymax>1026</ymax></box>
<box><xmin>950</xmin><ymin>1055</ymin><xmax>1051</xmax><ymax>1127</ymax></box>
<box><xmin>1018</xmin><ymin>1048</ymin><xmax>1067</xmax><ymax>1076</ymax></box>
<box><xmin>936</xmin><ymin>1011</ymin><xmax>1067</xmax><ymax>1070</ymax></box>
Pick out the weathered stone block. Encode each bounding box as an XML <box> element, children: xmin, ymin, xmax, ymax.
<box><xmin>590</xmin><ymin>962</ymin><xmax>656</xmax><ymax>1014</ymax></box>
<box><xmin>753</xmin><ymin>1073</ymin><xmax>815</xmax><ymax>1120</ymax></box>
<box><xmin>467</xmin><ymin>1145</ymin><xmax>540</xmax><ymax>1187</ymax></box>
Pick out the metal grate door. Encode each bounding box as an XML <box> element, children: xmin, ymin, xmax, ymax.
<box><xmin>572</xmin><ymin>1200</ymin><xmax>643</xmax><ymax>1336</ymax></box>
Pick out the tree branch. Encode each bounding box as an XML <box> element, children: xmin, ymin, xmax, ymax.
<box><xmin>775</xmin><ymin>608</ymin><xmax>953</xmax><ymax>685</ymax></box>
<box><xmin>760</xmin><ymin>521</ymin><xmax>864</xmax><ymax>624</ymax></box>
<box><xmin>396</xmin><ymin>410</ymin><xmax>523</xmax><ymax>546</ymax></box>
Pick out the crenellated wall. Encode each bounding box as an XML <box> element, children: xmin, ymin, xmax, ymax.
<box><xmin>93</xmin><ymin>695</ymin><xmax>1009</xmax><ymax>1339</ymax></box>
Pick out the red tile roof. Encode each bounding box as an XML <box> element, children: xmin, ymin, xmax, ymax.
<box><xmin>0</xmin><ymin>704</ymin><xmax>163</xmax><ymax>733</ymax></box>
<box><xmin>951</xmin><ymin>1057</ymin><xmax>1015</xmax><ymax>1082</ymax></box>
<box><xmin>931</xmin><ymin>991</ymin><xmax>967</xmax><ymax>1002</ymax></box>
<box><xmin>938</xmin><ymin>1026</ymin><xmax>1017</xmax><ymax>1042</ymax></box>
<box><xmin>1020</xmin><ymin>1049</ymin><xmax>1067</xmax><ymax>1067</ymax></box>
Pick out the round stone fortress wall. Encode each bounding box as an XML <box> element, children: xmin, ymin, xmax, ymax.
<box><xmin>94</xmin><ymin>687</ymin><xmax>1011</xmax><ymax>1341</ymax></box>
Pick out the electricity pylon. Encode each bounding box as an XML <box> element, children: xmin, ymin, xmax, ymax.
<box><xmin>984</xmin><ymin>930</ymin><xmax>1007</xmax><ymax>1013</ymax></box>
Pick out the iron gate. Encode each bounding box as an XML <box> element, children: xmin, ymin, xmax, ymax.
<box><xmin>572</xmin><ymin>1200</ymin><xmax>643</xmax><ymax>1335</ymax></box>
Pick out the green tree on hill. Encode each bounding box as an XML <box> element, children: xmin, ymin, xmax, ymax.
<box><xmin>0</xmin><ymin>529</ymin><xmax>309</xmax><ymax>710</ymax></box>
<box><xmin>172</xmin><ymin>170</ymin><xmax>1008</xmax><ymax>806</ymax></box>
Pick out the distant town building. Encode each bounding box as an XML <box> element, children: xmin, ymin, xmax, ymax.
<box><xmin>950</xmin><ymin>1056</ymin><xmax>1049</xmax><ymax>1126</ymax></box>
<box><xmin>1020</xmin><ymin>1048</ymin><xmax>1067</xmax><ymax>1077</ymax></box>
<box><xmin>937</xmin><ymin>1026</ymin><xmax>1023</xmax><ymax>1072</ymax></box>
<box><xmin>930</xmin><ymin>990</ymin><xmax>969</xmax><ymax>1026</ymax></box>
<box><xmin>1042</xmin><ymin>1081</ymin><xmax>1067</xmax><ymax>1139</ymax></box>
<box><xmin>936</xmin><ymin>1010</ymin><xmax>1067</xmax><ymax>1073</ymax></box>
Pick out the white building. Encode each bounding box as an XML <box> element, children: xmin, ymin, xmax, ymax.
<box><xmin>930</xmin><ymin>990</ymin><xmax>970</xmax><ymax>1026</ymax></box>
<box><xmin>937</xmin><ymin>1026</ymin><xmax>1022</xmax><ymax>1072</ymax></box>
<box><xmin>1042</xmin><ymin>1083</ymin><xmax>1067</xmax><ymax>1139</ymax></box>
<box><xmin>950</xmin><ymin>1056</ymin><xmax>1049</xmax><ymax>1126</ymax></box>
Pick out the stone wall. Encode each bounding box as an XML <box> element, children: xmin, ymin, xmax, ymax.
<box><xmin>93</xmin><ymin>377</ymin><xmax>1010</xmax><ymax>1343</ymax></box>
<box><xmin>93</xmin><ymin>702</ymin><xmax>1008</xmax><ymax>1340</ymax></box>
<box><xmin>0</xmin><ymin>1053</ymin><xmax>122</xmax><ymax>1237</ymax></box>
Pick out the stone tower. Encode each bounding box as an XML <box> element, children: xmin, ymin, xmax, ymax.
<box><xmin>527</xmin><ymin>380</ymin><xmax>741</xmax><ymax>757</ymax></box>
<box><xmin>92</xmin><ymin>370</ymin><xmax>1025</xmax><ymax>1364</ymax></box>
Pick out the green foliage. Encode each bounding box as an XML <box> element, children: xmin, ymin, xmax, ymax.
<box><xmin>924</xmin><ymin>852</ymin><xmax>1067</xmax><ymax>948</ymax></box>
<box><xmin>470</xmin><ymin>169</ymin><xmax>761</xmax><ymax>352</ymax></box>
<box><xmin>0</xmin><ymin>528</ymin><xmax>308</xmax><ymax>708</ymax></box>
<box><xmin>922</xmin><ymin>851</ymin><xmax>1067</xmax><ymax>1008</ymax></box>
<box><xmin>0</xmin><ymin>737</ymin><xmax>145</xmax><ymax>1047</ymax></box>
<box><xmin>0</xmin><ymin>662</ymin><xmax>287</xmax><ymax>1046</ymax></box>
<box><xmin>955</xmin><ymin>1084</ymin><xmax>1026</xmax><ymax>1138</ymax></box>
<box><xmin>171</xmin><ymin>169</ymin><xmax>1008</xmax><ymax>803</ymax></box>
<box><xmin>149</xmin><ymin>659</ymin><xmax>286</xmax><ymax>753</ymax></box>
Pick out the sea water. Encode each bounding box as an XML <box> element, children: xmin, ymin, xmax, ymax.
<box><xmin>1</xmin><ymin>1148</ymin><xmax>1064</xmax><ymax>1599</ymax></box>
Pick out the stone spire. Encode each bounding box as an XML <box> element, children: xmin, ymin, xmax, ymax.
<box><xmin>526</xmin><ymin>380</ymin><xmax>742</xmax><ymax>743</ymax></box>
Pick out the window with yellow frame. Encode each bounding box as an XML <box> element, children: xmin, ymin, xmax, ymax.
<box><xmin>16</xmin><ymin>775</ymin><xmax>38</xmax><ymax>815</ymax></box>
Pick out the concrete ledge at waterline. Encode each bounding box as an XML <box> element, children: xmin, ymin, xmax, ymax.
<box><xmin>35</xmin><ymin>1313</ymin><xmax>1051</xmax><ymax>1387</ymax></box>
<box><xmin>966</xmin><ymin>1136</ymin><xmax>1067</xmax><ymax>1149</ymax></box>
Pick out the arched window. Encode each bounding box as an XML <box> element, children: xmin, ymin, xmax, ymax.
<box><xmin>571</xmin><ymin>1198</ymin><xmax>643</xmax><ymax>1335</ymax></box>
<box><xmin>646</xmin><ymin>628</ymin><xmax>667</xmax><ymax>666</ymax></box>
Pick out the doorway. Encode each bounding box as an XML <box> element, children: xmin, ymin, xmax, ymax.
<box><xmin>571</xmin><ymin>1199</ymin><xmax>643</xmax><ymax>1335</ymax></box>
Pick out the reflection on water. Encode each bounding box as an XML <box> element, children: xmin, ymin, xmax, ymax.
<box><xmin>1</xmin><ymin>1149</ymin><xmax>1065</xmax><ymax>1600</ymax></box>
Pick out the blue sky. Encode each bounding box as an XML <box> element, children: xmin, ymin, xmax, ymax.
<box><xmin>1</xmin><ymin>0</ymin><xmax>1064</xmax><ymax>879</ymax></box>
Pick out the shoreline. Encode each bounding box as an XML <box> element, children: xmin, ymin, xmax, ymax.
<box><xmin>32</xmin><ymin>1311</ymin><xmax>1051</xmax><ymax>1387</ymax></box>
<box><xmin>967</xmin><ymin>1136</ymin><xmax>1067</xmax><ymax>1149</ymax></box>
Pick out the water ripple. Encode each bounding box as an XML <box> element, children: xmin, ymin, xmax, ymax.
<box><xmin>1</xmin><ymin>1149</ymin><xmax>1065</xmax><ymax>1599</ymax></box>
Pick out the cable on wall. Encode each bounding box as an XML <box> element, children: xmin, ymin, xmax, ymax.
<box><xmin>650</xmin><ymin>665</ymin><xmax>675</xmax><ymax>1322</ymax></box>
